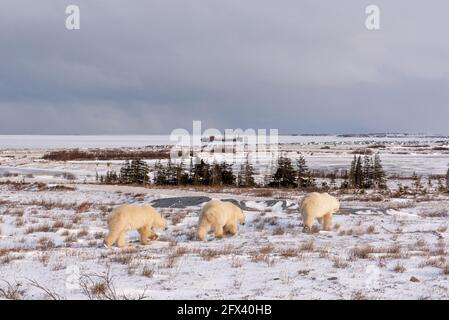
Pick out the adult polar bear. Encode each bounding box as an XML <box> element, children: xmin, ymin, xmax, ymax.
<box><xmin>104</xmin><ymin>204</ymin><xmax>167</xmax><ymax>248</ymax></box>
<box><xmin>197</xmin><ymin>199</ymin><xmax>245</xmax><ymax>241</ymax></box>
<box><xmin>300</xmin><ymin>192</ymin><xmax>340</xmax><ymax>232</ymax></box>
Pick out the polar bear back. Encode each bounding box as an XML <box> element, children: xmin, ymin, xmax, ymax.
<box><xmin>108</xmin><ymin>204</ymin><xmax>156</xmax><ymax>231</ymax></box>
<box><xmin>200</xmin><ymin>200</ymin><xmax>240</xmax><ymax>225</ymax></box>
<box><xmin>300</xmin><ymin>192</ymin><xmax>339</xmax><ymax>219</ymax></box>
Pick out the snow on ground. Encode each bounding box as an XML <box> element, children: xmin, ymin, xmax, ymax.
<box><xmin>1</xmin><ymin>136</ymin><xmax>448</xmax><ymax>300</ymax></box>
<box><xmin>1</xmin><ymin>182</ymin><xmax>448</xmax><ymax>300</ymax></box>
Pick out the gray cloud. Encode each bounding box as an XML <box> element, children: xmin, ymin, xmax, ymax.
<box><xmin>1</xmin><ymin>0</ymin><xmax>449</xmax><ymax>134</ymax></box>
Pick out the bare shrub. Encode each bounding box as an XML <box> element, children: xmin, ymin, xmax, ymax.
<box><xmin>273</xmin><ymin>227</ymin><xmax>285</xmax><ymax>235</ymax></box>
<box><xmin>366</xmin><ymin>225</ymin><xmax>376</xmax><ymax>234</ymax></box>
<box><xmin>279</xmin><ymin>248</ymin><xmax>300</xmax><ymax>258</ymax></box>
<box><xmin>37</xmin><ymin>237</ymin><xmax>55</xmax><ymax>250</ymax></box>
<box><xmin>142</xmin><ymin>265</ymin><xmax>154</xmax><ymax>278</ymax></box>
<box><xmin>231</xmin><ymin>256</ymin><xmax>243</xmax><ymax>268</ymax></box>
<box><xmin>349</xmin><ymin>246</ymin><xmax>375</xmax><ymax>260</ymax></box>
<box><xmin>300</xmin><ymin>240</ymin><xmax>315</xmax><ymax>252</ymax></box>
<box><xmin>393</xmin><ymin>263</ymin><xmax>406</xmax><ymax>273</ymax></box>
<box><xmin>62</xmin><ymin>172</ymin><xmax>76</xmax><ymax>180</ymax></box>
<box><xmin>77</xmin><ymin>227</ymin><xmax>89</xmax><ymax>238</ymax></box>
<box><xmin>76</xmin><ymin>202</ymin><xmax>92</xmax><ymax>213</ymax></box>
<box><xmin>332</xmin><ymin>257</ymin><xmax>349</xmax><ymax>268</ymax></box>
<box><xmin>27</xmin><ymin>279</ymin><xmax>63</xmax><ymax>300</ymax></box>
<box><xmin>0</xmin><ymin>280</ymin><xmax>24</xmax><ymax>300</ymax></box>
<box><xmin>351</xmin><ymin>290</ymin><xmax>368</xmax><ymax>300</ymax></box>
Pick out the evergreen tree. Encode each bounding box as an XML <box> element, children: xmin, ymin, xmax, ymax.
<box><xmin>372</xmin><ymin>154</ymin><xmax>387</xmax><ymax>189</ymax></box>
<box><xmin>192</xmin><ymin>159</ymin><xmax>211</xmax><ymax>186</ymax></box>
<box><xmin>220</xmin><ymin>162</ymin><xmax>236</xmax><ymax>186</ymax></box>
<box><xmin>119</xmin><ymin>160</ymin><xmax>132</xmax><ymax>184</ymax></box>
<box><xmin>270</xmin><ymin>155</ymin><xmax>297</xmax><ymax>188</ymax></box>
<box><xmin>211</xmin><ymin>161</ymin><xmax>222</xmax><ymax>186</ymax></box>
<box><xmin>176</xmin><ymin>161</ymin><xmax>189</xmax><ymax>185</ymax></box>
<box><xmin>154</xmin><ymin>160</ymin><xmax>167</xmax><ymax>185</ymax></box>
<box><xmin>354</xmin><ymin>156</ymin><xmax>363</xmax><ymax>189</ymax></box>
<box><xmin>239</xmin><ymin>155</ymin><xmax>256</xmax><ymax>187</ymax></box>
<box><xmin>296</xmin><ymin>156</ymin><xmax>314</xmax><ymax>189</ymax></box>
<box><xmin>362</xmin><ymin>154</ymin><xmax>373</xmax><ymax>188</ymax></box>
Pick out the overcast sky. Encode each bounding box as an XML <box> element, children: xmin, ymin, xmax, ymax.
<box><xmin>1</xmin><ymin>1</ymin><xmax>449</xmax><ymax>134</ymax></box>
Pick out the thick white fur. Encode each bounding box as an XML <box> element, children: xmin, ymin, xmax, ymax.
<box><xmin>300</xmin><ymin>192</ymin><xmax>340</xmax><ymax>232</ymax></box>
<box><xmin>197</xmin><ymin>200</ymin><xmax>245</xmax><ymax>241</ymax></box>
<box><xmin>104</xmin><ymin>204</ymin><xmax>167</xmax><ymax>248</ymax></box>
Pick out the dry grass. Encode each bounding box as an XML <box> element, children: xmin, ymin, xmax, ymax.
<box><xmin>332</xmin><ymin>257</ymin><xmax>349</xmax><ymax>268</ymax></box>
<box><xmin>393</xmin><ymin>263</ymin><xmax>406</xmax><ymax>273</ymax></box>
<box><xmin>300</xmin><ymin>239</ymin><xmax>315</xmax><ymax>252</ymax></box>
<box><xmin>76</xmin><ymin>202</ymin><xmax>92</xmax><ymax>213</ymax></box>
<box><xmin>349</xmin><ymin>245</ymin><xmax>375</xmax><ymax>260</ymax></box>
<box><xmin>142</xmin><ymin>265</ymin><xmax>155</xmax><ymax>278</ymax></box>
<box><xmin>272</xmin><ymin>227</ymin><xmax>285</xmax><ymax>235</ymax></box>
<box><xmin>25</xmin><ymin>223</ymin><xmax>54</xmax><ymax>234</ymax></box>
<box><xmin>37</xmin><ymin>236</ymin><xmax>55</xmax><ymax>250</ymax></box>
<box><xmin>279</xmin><ymin>248</ymin><xmax>301</xmax><ymax>258</ymax></box>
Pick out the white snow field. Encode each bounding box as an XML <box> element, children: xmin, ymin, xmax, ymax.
<box><xmin>0</xmin><ymin>135</ymin><xmax>448</xmax><ymax>300</ymax></box>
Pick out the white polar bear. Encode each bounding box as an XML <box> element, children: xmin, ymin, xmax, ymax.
<box><xmin>104</xmin><ymin>204</ymin><xmax>167</xmax><ymax>248</ymax></box>
<box><xmin>299</xmin><ymin>192</ymin><xmax>340</xmax><ymax>232</ymax></box>
<box><xmin>197</xmin><ymin>199</ymin><xmax>245</xmax><ymax>241</ymax></box>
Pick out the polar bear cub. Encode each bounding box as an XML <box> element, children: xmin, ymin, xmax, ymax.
<box><xmin>104</xmin><ymin>204</ymin><xmax>167</xmax><ymax>248</ymax></box>
<box><xmin>197</xmin><ymin>199</ymin><xmax>245</xmax><ymax>241</ymax></box>
<box><xmin>300</xmin><ymin>192</ymin><xmax>340</xmax><ymax>232</ymax></box>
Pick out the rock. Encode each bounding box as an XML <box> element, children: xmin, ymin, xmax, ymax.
<box><xmin>327</xmin><ymin>277</ymin><xmax>338</xmax><ymax>281</ymax></box>
<box><xmin>410</xmin><ymin>276</ymin><xmax>420</xmax><ymax>282</ymax></box>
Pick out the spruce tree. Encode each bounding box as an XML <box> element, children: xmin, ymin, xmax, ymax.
<box><xmin>211</xmin><ymin>162</ymin><xmax>222</xmax><ymax>186</ymax></box>
<box><xmin>154</xmin><ymin>160</ymin><xmax>167</xmax><ymax>185</ymax></box>
<box><xmin>220</xmin><ymin>162</ymin><xmax>236</xmax><ymax>186</ymax></box>
<box><xmin>270</xmin><ymin>155</ymin><xmax>297</xmax><ymax>188</ymax></box>
<box><xmin>119</xmin><ymin>160</ymin><xmax>132</xmax><ymax>184</ymax></box>
<box><xmin>239</xmin><ymin>156</ymin><xmax>256</xmax><ymax>187</ymax></box>
<box><xmin>354</xmin><ymin>156</ymin><xmax>363</xmax><ymax>189</ymax></box>
<box><xmin>362</xmin><ymin>154</ymin><xmax>373</xmax><ymax>188</ymax></box>
<box><xmin>373</xmin><ymin>154</ymin><xmax>387</xmax><ymax>189</ymax></box>
<box><xmin>193</xmin><ymin>159</ymin><xmax>211</xmax><ymax>186</ymax></box>
<box><xmin>296</xmin><ymin>156</ymin><xmax>313</xmax><ymax>189</ymax></box>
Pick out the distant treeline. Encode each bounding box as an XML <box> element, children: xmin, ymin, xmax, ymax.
<box><xmin>98</xmin><ymin>154</ymin><xmax>406</xmax><ymax>192</ymax></box>
<box><xmin>43</xmin><ymin>148</ymin><xmax>170</xmax><ymax>161</ymax></box>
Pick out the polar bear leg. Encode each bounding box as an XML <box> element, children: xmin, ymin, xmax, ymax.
<box><xmin>225</xmin><ymin>223</ymin><xmax>237</xmax><ymax>236</ymax></box>
<box><xmin>138</xmin><ymin>226</ymin><xmax>150</xmax><ymax>245</ymax></box>
<box><xmin>214</xmin><ymin>225</ymin><xmax>224</xmax><ymax>239</ymax></box>
<box><xmin>117</xmin><ymin>231</ymin><xmax>128</xmax><ymax>248</ymax></box>
<box><xmin>323</xmin><ymin>213</ymin><xmax>333</xmax><ymax>231</ymax></box>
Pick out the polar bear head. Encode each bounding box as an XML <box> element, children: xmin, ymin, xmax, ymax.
<box><xmin>330</xmin><ymin>195</ymin><xmax>340</xmax><ymax>213</ymax></box>
<box><xmin>237</xmin><ymin>207</ymin><xmax>245</xmax><ymax>225</ymax></box>
<box><xmin>153</xmin><ymin>212</ymin><xmax>167</xmax><ymax>230</ymax></box>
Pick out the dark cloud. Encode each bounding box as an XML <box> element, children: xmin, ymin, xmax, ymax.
<box><xmin>1</xmin><ymin>0</ymin><xmax>449</xmax><ymax>134</ymax></box>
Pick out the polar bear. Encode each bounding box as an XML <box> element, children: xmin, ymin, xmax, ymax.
<box><xmin>104</xmin><ymin>204</ymin><xmax>167</xmax><ymax>248</ymax></box>
<box><xmin>300</xmin><ymin>192</ymin><xmax>340</xmax><ymax>232</ymax></box>
<box><xmin>197</xmin><ymin>199</ymin><xmax>245</xmax><ymax>241</ymax></box>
